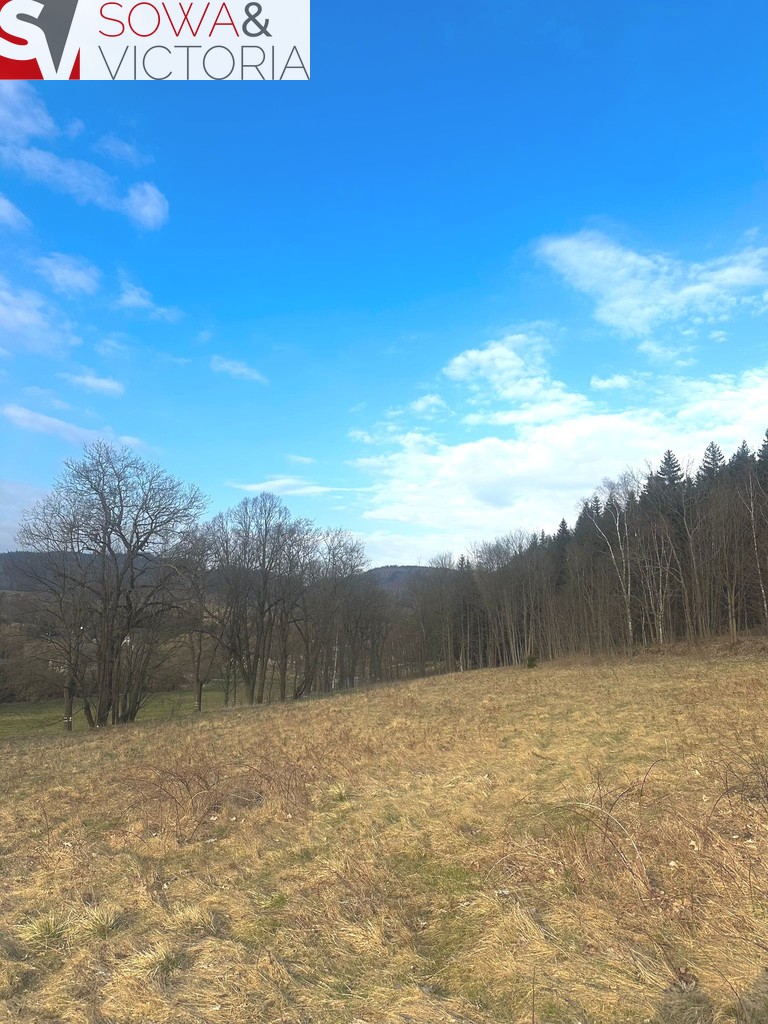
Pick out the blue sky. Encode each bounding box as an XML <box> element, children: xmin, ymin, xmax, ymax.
<box><xmin>4</xmin><ymin>0</ymin><xmax>768</xmax><ymax>563</ymax></box>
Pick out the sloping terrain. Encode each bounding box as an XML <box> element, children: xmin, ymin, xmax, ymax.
<box><xmin>2</xmin><ymin>649</ymin><xmax>768</xmax><ymax>1023</ymax></box>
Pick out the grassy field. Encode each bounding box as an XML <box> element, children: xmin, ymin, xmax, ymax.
<box><xmin>2</xmin><ymin>647</ymin><xmax>768</xmax><ymax>1023</ymax></box>
<box><xmin>0</xmin><ymin>688</ymin><xmax>232</xmax><ymax>741</ymax></box>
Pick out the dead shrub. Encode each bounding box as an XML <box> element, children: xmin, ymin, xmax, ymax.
<box><xmin>716</xmin><ymin>751</ymin><xmax>768</xmax><ymax>816</ymax></box>
<box><xmin>123</xmin><ymin>744</ymin><xmax>311</xmax><ymax>844</ymax></box>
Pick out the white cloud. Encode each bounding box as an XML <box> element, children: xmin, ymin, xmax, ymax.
<box><xmin>94</xmin><ymin>338</ymin><xmax>131</xmax><ymax>357</ymax></box>
<box><xmin>665</xmin><ymin>369</ymin><xmax>768</xmax><ymax>438</ymax></box>
<box><xmin>0</xmin><ymin>193</ymin><xmax>30</xmax><ymax>230</ymax></box>
<box><xmin>445</xmin><ymin>332</ymin><xmax>546</xmax><ymax>396</ymax></box>
<box><xmin>5</xmin><ymin>145</ymin><xmax>113</xmax><ymax>204</ymax></box>
<box><xmin>2</xmin><ymin>405</ymin><xmax>101</xmax><ymax>445</ymax></box>
<box><xmin>94</xmin><ymin>134</ymin><xmax>149</xmax><ymax>167</ymax></box>
<box><xmin>156</xmin><ymin>352</ymin><xmax>191</xmax><ymax>366</ymax></box>
<box><xmin>0</xmin><ymin>273</ymin><xmax>80</xmax><ymax>353</ymax></box>
<box><xmin>637</xmin><ymin>340</ymin><xmax>695</xmax><ymax>366</ymax></box>
<box><xmin>410</xmin><ymin>393</ymin><xmax>448</xmax><ymax>417</ymax></box>
<box><xmin>538</xmin><ymin>230</ymin><xmax>768</xmax><ymax>336</ymax></box>
<box><xmin>123</xmin><ymin>182</ymin><xmax>169</xmax><ymax>230</ymax></box>
<box><xmin>444</xmin><ymin>330</ymin><xmax>590</xmax><ymax>426</ymax></box>
<box><xmin>0</xmin><ymin>82</ymin><xmax>55</xmax><ymax>144</ymax></box>
<box><xmin>590</xmin><ymin>374</ymin><xmax>633</xmax><ymax>390</ymax></box>
<box><xmin>349</xmin><ymin>428</ymin><xmax>375</xmax><ymax>444</ymax></box>
<box><xmin>2</xmin><ymin>405</ymin><xmax>143</xmax><ymax>448</ymax></box>
<box><xmin>117</xmin><ymin>278</ymin><xmax>180</xmax><ymax>321</ymax></box>
<box><xmin>287</xmin><ymin>454</ymin><xmax>317</xmax><ymax>464</ymax></box>
<box><xmin>210</xmin><ymin>356</ymin><xmax>268</xmax><ymax>383</ymax></box>
<box><xmin>351</xmin><ymin>333</ymin><xmax>768</xmax><ymax>557</ymax></box>
<box><xmin>59</xmin><ymin>372</ymin><xmax>125</xmax><ymax>396</ymax></box>
<box><xmin>0</xmin><ymin>85</ymin><xmax>169</xmax><ymax>230</ymax></box>
<box><xmin>35</xmin><ymin>253</ymin><xmax>101</xmax><ymax>295</ymax></box>
<box><xmin>230</xmin><ymin>476</ymin><xmax>362</xmax><ymax>497</ymax></box>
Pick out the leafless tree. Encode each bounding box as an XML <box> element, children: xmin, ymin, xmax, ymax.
<box><xmin>16</xmin><ymin>442</ymin><xmax>207</xmax><ymax>728</ymax></box>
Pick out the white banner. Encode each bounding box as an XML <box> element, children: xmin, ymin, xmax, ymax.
<box><xmin>0</xmin><ymin>0</ymin><xmax>309</xmax><ymax>80</ymax></box>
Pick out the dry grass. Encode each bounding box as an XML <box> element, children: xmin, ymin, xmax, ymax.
<box><xmin>2</xmin><ymin>647</ymin><xmax>768</xmax><ymax>1023</ymax></box>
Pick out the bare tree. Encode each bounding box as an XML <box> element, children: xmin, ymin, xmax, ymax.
<box><xmin>210</xmin><ymin>494</ymin><xmax>292</xmax><ymax>705</ymax></box>
<box><xmin>16</xmin><ymin>442</ymin><xmax>207</xmax><ymax>728</ymax></box>
<box><xmin>174</xmin><ymin>524</ymin><xmax>227</xmax><ymax>712</ymax></box>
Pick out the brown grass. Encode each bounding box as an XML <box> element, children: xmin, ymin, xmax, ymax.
<box><xmin>2</xmin><ymin>648</ymin><xmax>768</xmax><ymax>1023</ymax></box>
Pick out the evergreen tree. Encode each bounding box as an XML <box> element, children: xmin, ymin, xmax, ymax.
<box><xmin>757</xmin><ymin>430</ymin><xmax>768</xmax><ymax>485</ymax></box>
<box><xmin>553</xmin><ymin>519</ymin><xmax>571</xmax><ymax>587</ymax></box>
<box><xmin>728</xmin><ymin>440</ymin><xmax>754</xmax><ymax>478</ymax></box>
<box><xmin>697</xmin><ymin>441</ymin><xmax>725</xmax><ymax>483</ymax></box>
<box><xmin>573</xmin><ymin>501</ymin><xmax>593</xmax><ymax>541</ymax></box>
<box><xmin>657</xmin><ymin>449</ymin><xmax>684</xmax><ymax>488</ymax></box>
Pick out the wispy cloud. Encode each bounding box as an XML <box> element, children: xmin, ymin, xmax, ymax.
<box><xmin>0</xmin><ymin>273</ymin><xmax>80</xmax><ymax>353</ymax></box>
<box><xmin>409</xmin><ymin>393</ymin><xmax>448</xmax><ymax>418</ymax></box>
<box><xmin>0</xmin><ymin>83</ymin><xmax>169</xmax><ymax>231</ymax></box>
<box><xmin>94</xmin><ymin>338</ymin><xmax>131</xmax><ymax>358</ymax></box>
<box><xmin>538</xmin><ymin>230</ymin><xmax>768</xmax><ymax>336</ymax></box>
<box><xmin>2</xmin><ymin>405</ymin><xmax>100</xmax><ymax>444</ymax></box>
<box><xmin>35</xmin><ymin>253</ymin><xmax>101</xmax><ymax>296</ymax></box>
<box><xmin>637</xmin><ymin>339</ymin><xmax>695</xmax><ymax>366</ymax></box>
<box><xmin>58</xmin><ymin>371</ymin><xmax>125</xmax><ymax>396</ymax></box>
<box><xmin>590</xmin><ymin>374</ymin><xmax>633</xmax><ymax>390</ymax></box>
<box><xmin>210</xmin><ymin>356</ymin><xmax>268</xmax><ymax>383</ymax></box>
<box><xmin>0</xmin><ymin>81</ymin><xmax>55</xmax><ymax>144</ymax></box>
<box><xmin>0</xmin><ymin>193</ymin><xmax>30</xmax><ymax>230</ymax></box>
<box><xmin>94</xmin><ymin>134</ymin><xmax>150</xmax><ymax>167</ymax></box>
<box><xmin>287</xmin><ymin>454</ymin><xmax>317</xmax><ymax>464</ymax></box>
<box><xmin>2</xmin><ymin>404</ymin><xmax>142</xmax><ymax>447</ymax></box>
<box><xmin>230</xmin><ymin>476</ymin><xmax>363</xmax><ymax>497</ymax></box>
<box><xmin>116</xmin><ymin>277</ymin><xmax>181</xmax><ymax>321</ymax></box>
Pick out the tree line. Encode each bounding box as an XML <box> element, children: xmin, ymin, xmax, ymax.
<box><xmin>414</xmin><ymin>435</ymin><xmax>768</xmax><ymax>673</ymax></box>
<box><xmin>3</xmin><ymin>434</ymin><xmax>768</xmax><ymax>729</ymax></box>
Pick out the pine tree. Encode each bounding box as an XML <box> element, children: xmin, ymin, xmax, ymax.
<box><xmin>728</xmin><ymin>440</ymin><xmax>754</xmax><ymax>478</ymax></box>
<box><xmin>573</xmin><ymin>501</ymin><xmax>593</xmax><ymax>540</ymax></box>
<box><xmin>697</xmin><ymin>441</ymin><xmax>725</xmax><ymax>483</ymax></box>
<box><xmin>757</xmin><ymin>430</ymin><xmax>768</xmax><ymax>484</ymax></box>
<box><xmin>553</xmin><ymin>519</ymin><xmax>570</xmax><ymax>587</ymax></box>
<box><xmin>657</xmin><ymin>450</ymin><xmax>684</xmax><ymax>488</ymax></box>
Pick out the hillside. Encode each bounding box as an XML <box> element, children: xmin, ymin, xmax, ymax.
<box><xmin>363</xmin><ymin>564</ymin><xmax>438</xmax><ymax>593</ymax></box>
<box><xmin>2</xmin><ymin>652</ymin><xmax>768</xmax><ymax>1023</ymax></box>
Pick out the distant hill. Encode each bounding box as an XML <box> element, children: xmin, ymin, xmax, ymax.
<box><xmin>0</xmin><ymin>555</ymin><xmax>439</xmax><ymax>597</ymax></box>
<box><xmin>363</xmin><ymin>564</ymin><xmax>438</xmax><ymax>593</ymax></box>
<box><xmin>0</xmin><ymin>553</ymin><xmax>39</xmax><ymax>593</ymax></box>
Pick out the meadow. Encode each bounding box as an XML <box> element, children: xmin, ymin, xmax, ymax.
<box><xmin>2</xmin><ymin>646</ymin><xmax>768</xmax><ymax>1023</ymax></box>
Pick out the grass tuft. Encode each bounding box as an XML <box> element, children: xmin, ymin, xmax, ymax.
<box><xmin>18</xmin><ymin>909</ymin><xmax>71</xmax><ymax>950</ymax></box>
